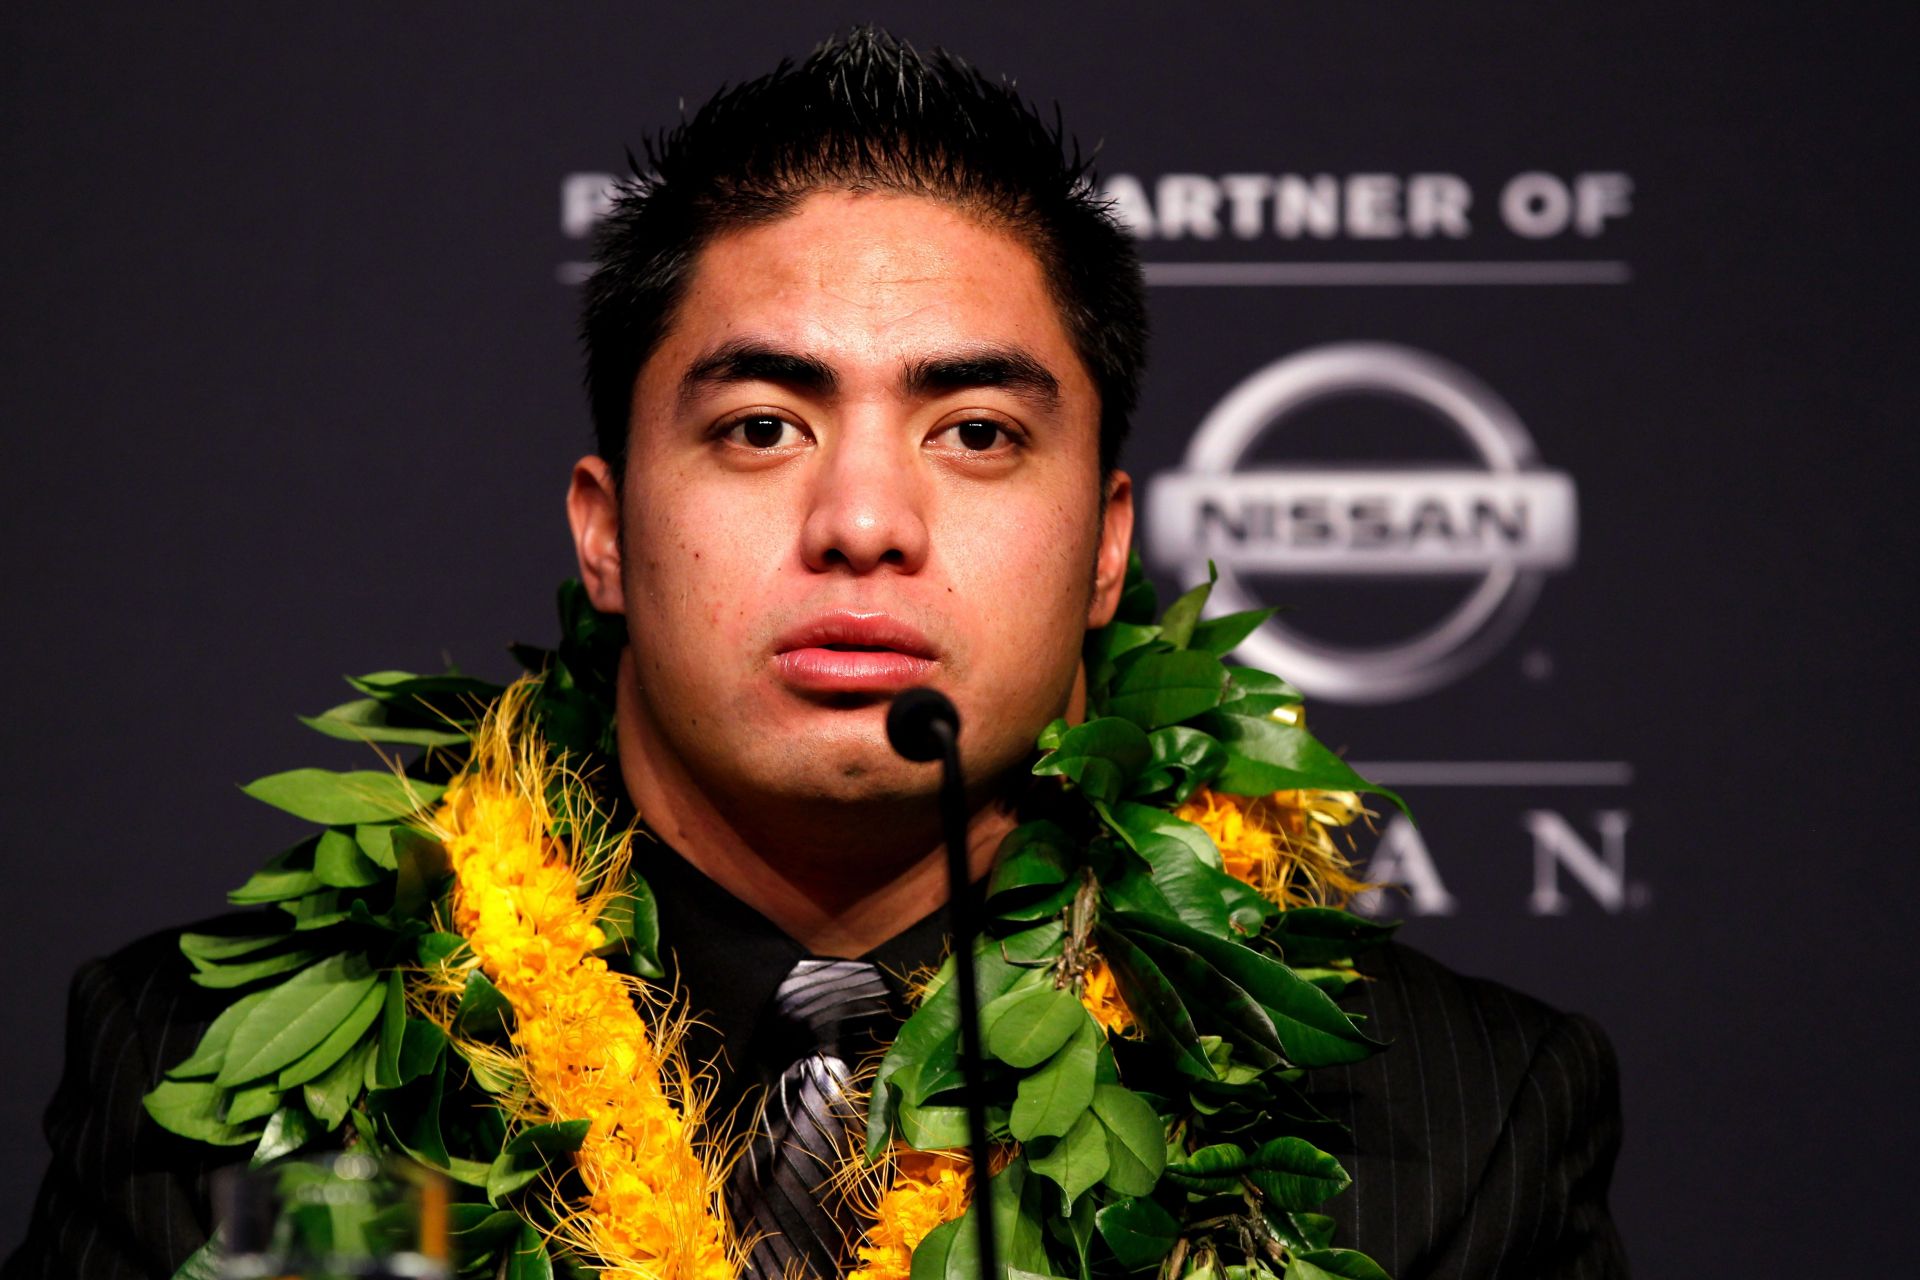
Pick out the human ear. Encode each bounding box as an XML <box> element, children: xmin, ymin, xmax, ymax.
<box><xmin>566</xmin><ymin>455</ymin><xmax>626</xmax><ymax>614</ymax></box>
<box><xmin>1086</xmin><ymin>470</ymin><xmax>1135</xmax><ymax>628</ymax></box>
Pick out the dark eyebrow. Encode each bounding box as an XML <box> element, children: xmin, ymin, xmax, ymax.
<box><xmin>680</xmin><ymin>340</ymin><xmax>837</xmax><ymax>406</ymax></box>
<box><xmin>904</xmin><ymin>345</ymin><xmax>1061</xmax><ymax>410</ymax></box>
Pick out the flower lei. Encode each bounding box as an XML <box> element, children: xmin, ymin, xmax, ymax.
<box><xmin>145</xmin><ymin>559</ymin><xmax>1406</xmax><ymax>1280</ymax></box>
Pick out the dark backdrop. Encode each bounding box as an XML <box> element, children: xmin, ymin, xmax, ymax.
<box><xmin>3</xmin><ymin>3</ymin><xmax>1912</xmax><ymax>1273</ymax></box>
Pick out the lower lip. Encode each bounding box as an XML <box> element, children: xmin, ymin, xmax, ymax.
<box><xmin>775</xmin><ymin>648</ymin><xmax>936</xmax><ymax>694</ymax></box>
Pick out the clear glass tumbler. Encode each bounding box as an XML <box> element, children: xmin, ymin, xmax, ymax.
<box><xmin>215</xmin><ymin>1152</ymin><xmax>451</xmax><ymax>1280</ymax></box>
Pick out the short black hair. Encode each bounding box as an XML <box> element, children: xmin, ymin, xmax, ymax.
<box><xmin>581</xmin><ymin>26</ymin><xmax>1147</xmax><ymax>480</ymax></box>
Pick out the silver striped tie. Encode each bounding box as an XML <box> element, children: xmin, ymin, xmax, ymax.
<box><xmin>731</xmin><ymin>958</ymin><xmax>894</xmax><ymax>1280</ymax></box>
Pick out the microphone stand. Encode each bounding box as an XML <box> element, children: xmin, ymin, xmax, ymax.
<box><xmin>888</xmin><ymin>689</ymin><xmax>999</xmax><ymax>1280</ymax></box>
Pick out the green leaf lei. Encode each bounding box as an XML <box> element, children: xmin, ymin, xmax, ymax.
<box><xmin>145</xmin><ymin>557</ymin><xmax>1406</xmax><ymax>1280</ymax></box>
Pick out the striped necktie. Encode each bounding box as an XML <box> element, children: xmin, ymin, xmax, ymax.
<box><xmin>730</xmin><ymin>957</ymin><xmax>895</xmax><ymax>1280</ymax></box>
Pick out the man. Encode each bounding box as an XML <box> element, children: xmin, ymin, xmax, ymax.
<box><xmin>6</xmin><ymin>29</ymin><xmax>1626</xmax><ymax>1280</ymax></box>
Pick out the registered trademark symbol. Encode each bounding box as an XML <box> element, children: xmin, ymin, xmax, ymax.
<box><xmin>1522</xmin><ymin>648</ymin><xmax>1555</xmax><ymax>682</ymax></box>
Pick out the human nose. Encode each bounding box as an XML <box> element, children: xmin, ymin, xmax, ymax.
<box><xmin>798</xmin><ymin>424</ymin><xmax>931</xmax><ymax>575</ymax></box>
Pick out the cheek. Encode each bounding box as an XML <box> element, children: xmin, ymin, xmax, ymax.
<box><xmin>944</xmin><ymin>487</ymin><xmax>1100</xmax><ymax>649</ymax></box>
<box><xmin>623</xmin><ymin>485</ymin><xmax>778</xmax><ymax>654</ymax></box>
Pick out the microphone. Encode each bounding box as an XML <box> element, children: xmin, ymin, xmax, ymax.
<box><xmin>884</xmin><ymin>686</ymin><xmax>958</xmax><ymax>762</ymax></box>
<box><xmin>886</xmin><ymin>688</ymin><xmax>998</xmax><ymax>1280</ymax></box>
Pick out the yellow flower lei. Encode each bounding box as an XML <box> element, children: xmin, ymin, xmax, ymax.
<box><xmin>422</xmin><ymin>683</ymin><xmax>736</xmax><ymax>1280</ymax></box>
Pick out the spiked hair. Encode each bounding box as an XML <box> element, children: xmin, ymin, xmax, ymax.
<box><xmin>581</xmin><ymin>27</ymin><xmax>1148</xmax><ymax>479</ymax></box>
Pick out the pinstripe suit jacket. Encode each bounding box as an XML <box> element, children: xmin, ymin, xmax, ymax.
<box><xmin>4</xmin><ymin>921</ymin><xmax>1626</xmax><ymax>1280</ymax></box>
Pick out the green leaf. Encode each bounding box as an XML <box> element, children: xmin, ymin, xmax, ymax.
<box><xmin>1085</xmin><ymin>620</ymin><xmax>1162</xmax><ymax>685</ymax></box>
<box><xmin>1091</xmin><ymin>1084</ymin><xmax>1165</xmax><ymax>1196</ymax></box>
<box><xmin>282</xmin><ymin>889</ymin><xmax>349</xmax><ymax>931</ymax></box>
<box><xmin>1296</xmin><ymin>967</ymin><xmax>1364</xmax><ymax>996</ymax></box>
<box><xmin>143</xmin><ymin>1079</ymin><xmax>261</xmax><ymax>1145</ymax></box>
<box><xmin>1141</xmin><ymin>726</ymin><xmax>1229</xmax><ymax>804</ymax></box>
<box><xmin>1121</xmin><ymin>930</ymin><xmax>1285</xmax><ymax>1072</ymax></box>
<box><xmin>1190</xmin><ymin>607</ymin><xmax>1278</xmax><ymax>658</ymax></box>
<box><xmin>504</xmin><ymin>1224</ymin><xmax>553</xmax><ymax>1280</ymax></box>
<box><xmin>1118</xmin><ymin>911</ymin><xmax>1375</xmax><ymax>1069</ymax></box>
<box><xmin>393</xmin><ymin>1019</ymin><xmax>449</xmax><ymax>1087</ymax></box>
<box><xmin>300</xmin><ymin>697</ymin><xmax>470</xmax><ymax>748</ymax></box>
<box><xmin>1284</xmin><ymin>1249</ymin><xmax>1391</xmax><ymax>1280</ymax></box>
<box><xmin>987</xmin><ymin>821</ymin><xmax>1075</xmax><ymax>900</ymax></box>
<box><xmin>1009</xmin><ymin>1019</ymin><xmax>1098</xmax><ymax>1141</ymax></box>
<box><xmin>179</xmin><ymin>932</ymin><xmax>287</xmax><ymax>964</ymax></box>
<box><xmin>1267</xmin><ymin>907</ymin><xmax>1398</xmax><ymax>968</ymax></box>
<box><xmin>391</xmin><ymin>828</ymin><xmax>451</xmax><ymax>919</ymax></box>
<box><xmin>250</xmin><ymin>1105</ymin><xmax>314</xmax><ymax>1166</ymax></box>
<box><xmin>870</xmin><ymin>923</ymin><xmax>1062</xmax><ymax>1158</ymax></box>
<box><xmin>1112</xmin><ymin>553</ymin><xmax>1158</xmax><ymax>624</ymax></box>
<box><xmin>1107</xmin><ymin>650</ymin><xmax>1231</xmax><ymax>732</ymax></box>
<box><xmin>1163</xmin><ymin>1138</ymin><xmax>1350</xmax><ymax>1211</ymax></box>
<box><xmin>372</xmin><ymin>1049</ymin><xmax>449</xmax><ymax>1168</ymax></box>
<box><xmin>166</xmin><ymin>988</ymin><xmax>273</xmax><ymax>1078</ymax></box>
<box><xmin>315</xmin><ymin>829</ymin><xmax>386</xmax><ymax>889</ymax></box>
<box><xmin>1094</xmin><ymin>1196</ymin><xmax>1179</xmax><ymax>1271</ymax></box>
<box><xmin>923</xmin><ymin>1160</ymin><xmax>1046</xmax><ymax>1280</ymax></box>
<box><xmin>375</xmin><ymin>973</ymin><xmax>406</xmax><ymax>1087</ymax></box>
<box><xmin>228</xmin><ymin>869</ymin><xmax>326</xmax><ymax>906</ymax></box>
<box><xmin>218</xmin><ymin>954</ymin><xmax>379</xmax><ymax>1086</ymax></box>
<box><xmin>1103</xmin><ymin>803</ymin><xmax>1233</xmax><ymax>937</ymax></box>
<box><xmin>302</xmin><ymin>1035</ymin><xmax>375</xmax><ymax>1129</ymax></box>
<box><xmin>1032</xmin><ymin>717</ymin><xmax>1151</xmax><ymax>805</ymax></box>
<box><xmin>1053</xmin><ymin>1190</ymin><xmax>1097</xmax><ymax>1280</ymax></box>
<box><xmin>226</xmin><ymin>1083</ymin><xmax>289</xmax><ymax>1125</ymax></box>
<box><xmin>1028</xmin><ymin>1109</ymin><xmax>1109</xmax><ymax>1210</ymax></box>
<box><xmin>897</xmin><ymin>1099</ymin><xmax>971</xmax><ymax>1150</ymax></box>
<box><xmin>1093</xmin><ymin>926</ymin><xmax>1211</xmax><ymax>1078</ymax></box>
<box><xmin>416</xmin><ymin>932</ymin><xmax>465</xmax><ymax>969</ymax></box>
<box><xmin>487</xmin><ymin>1119</ymin><xmax>591</xmax><ymax>1203</ymax></box>
<box><xmin>346</xmin><ymin>670</ymin><xmax>504</xmax><ymax>718</ymax></box>
<box><xmin>1157</xmin><ymin>572</ymin><xmax>1214</xmax><ymax>648</ymax></box>
<box><xmin>1219</xmin><ymin>668</ymin><xmax>1301</xmax><ymax>716</ymax></box>
<box><xmin>354</xmin><ymin>824</ymin><xmax>400</xmax><ymax>870</ymax></box>
<box><xmin>1264</xmin><ymin>1211</ymin><xmax>1337</xmax><ymax>1254</ymax></box>
<box><xmin>1198</xmin><ymin>714</ymin><xmax>1407</xmax><ymax>817</ymax></box>
<box><xmin>241</xmin><ymin>769</ymin><xmax>446</xmax><ymax>826</ymax></box>
<box><xmin>450</xmin><ymin>1206</ymin><xmax>523</xmax><ymax>1254</ymax></box>
<box><xmin>910</xmin><ymin>1216</ymin><xmax>966</xmax><ymax>1280</ymax></box>
<box><xmin>993</xmin><ymin>877</ymin><xmax>1081</xmax><ymax>925</ymax></box>
<box><xmin>1244</xmin><ymin>1138</ymin><xmax>1352</xmax><ymax>1211</ymax></box>
<box><xmin>506</xmin><ymin>1117</ymin><xmax>592</xmax><ymax>1157</ymax></box>
<box><xmin>595</xmin><ymin>879</ymin><xmax>662</xmax><ymax>979</ymax></box>
<box><xmin>1162</xmin><ymin>1141</ymin><xmax>1254</xmax><ymax>1193</ymax></box>
<box><xmin>277</xmin><ymin>979</ymin><xmax>386</xmax><ymax>1088</ymax></box>
<box><xmin>172</xmin><ymin>1239</ymin><xmax>222</xmax><ymax>1280</ymax></box>
<box><xmin>984</xmin><ymin>983</ymin><xmax>1084</xmax><ymax>1069</ymax></box>
<box><xmin>454</xmin><ymin>970</ymin><xmax>514</xmax><ymax>1039</ymax></box>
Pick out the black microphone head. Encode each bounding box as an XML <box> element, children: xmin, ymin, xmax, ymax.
<box><xmin>886</xmin><ymin>687</ymin><xmax>959</xmax><ymax>762</ymax></box>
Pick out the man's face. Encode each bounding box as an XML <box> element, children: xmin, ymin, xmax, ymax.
<box><xmin>577</xmin><ymin>190</ymin><xmax>1133</xmax><ymax>815</ymax></box>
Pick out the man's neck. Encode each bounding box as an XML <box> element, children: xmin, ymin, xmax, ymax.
<box><xmin>611</xmin><ymin>656</ymin><xmax>1014</xmax><ymax>958</ymax></box>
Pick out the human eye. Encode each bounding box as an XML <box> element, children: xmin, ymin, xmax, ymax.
<box><xmin>717</xmin><ymin>413</ymin><xmax>808</xmax><ymax>450</ymax></box>
<box><xmin>927</xmin><ymin>416</ymin><xmax>1022</xmax><ymax>456</ymax></box>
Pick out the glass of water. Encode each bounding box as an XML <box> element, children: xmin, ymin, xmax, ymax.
<box><xmin>215</xmin><ymin>1152</ymin><xmax>451</xmax><ymax>1280</ymax></box>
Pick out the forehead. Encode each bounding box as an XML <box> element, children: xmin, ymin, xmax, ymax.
<box><xmin>647</xmin><ymin>190</ymin><xmax>1095</xmax><ymax>398</ymax></box>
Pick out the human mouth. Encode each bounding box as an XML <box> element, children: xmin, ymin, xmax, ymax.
<box><xmin>771</xmin><ymin>612</ymin><xmax>939</xmax><ymax>696</ymax></box>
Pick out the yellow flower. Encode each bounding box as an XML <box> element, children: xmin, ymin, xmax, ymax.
<box><xmin>1175</xmin><ymin>786</ymin><xmax>1373</xmax><ymax>911</ymax></box>
<box><xmin>1078</xmin><ymin>957</ymin><xmax>1135</xmax><ymax>1037</ymax></box>
<box><xmin>846</xmin><ymin>1147</ymin><xmax>977</xmax><ymax>1280</ymax></box>
<box><xmin>423</xmin><ymin>681</ymin><xmax>737</xmax><ymax>1280</ymax></box>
